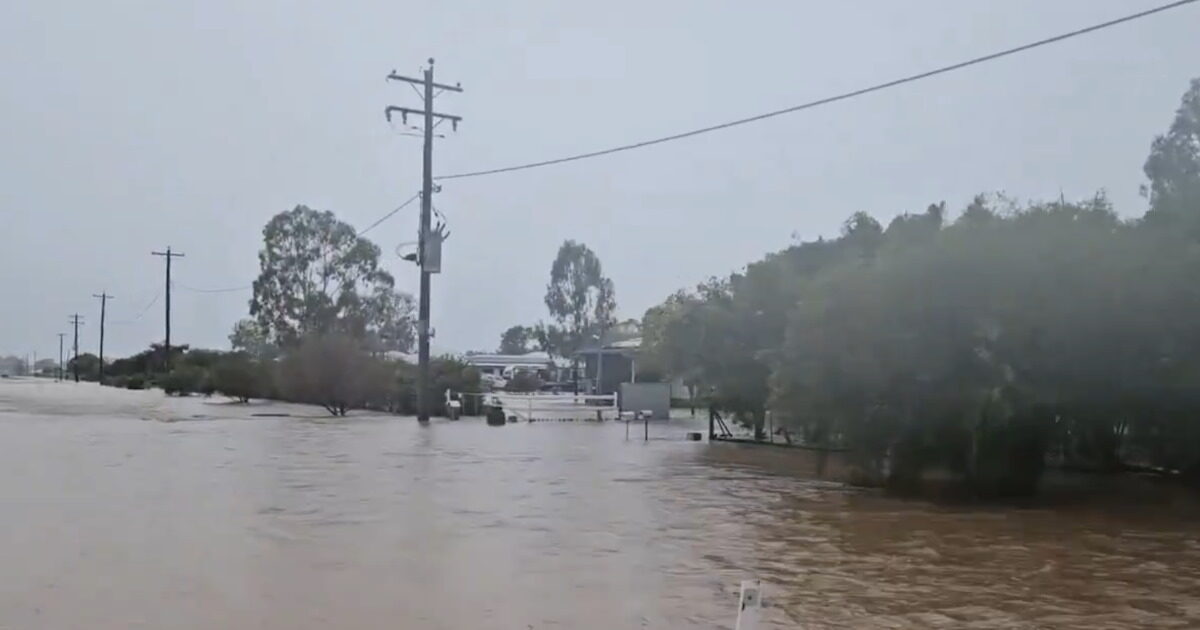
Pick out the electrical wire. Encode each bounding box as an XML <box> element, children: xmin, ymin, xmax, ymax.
<box><xmin>110</xmin><ymin>291</ymin><xmax>161</xmax><ymax>325</ymax></box>
<box><xmin>153</xmin><ymin>195</ymin><xmax>421</xmax><ymax>301</ymax></box>
<box><xmin>176</xmin><ymin>283</ymin><xmax>252</xmax><ymax>293</ymax></box>
<box><xmin>435</xmin><ymin>0</ymin><xmax>1198</xmax><ymax>181</ymax></box>
<box><xmin>357</xmin><ymin>192</ymin><xmax>422</xmax><ymax>236</ymax></box>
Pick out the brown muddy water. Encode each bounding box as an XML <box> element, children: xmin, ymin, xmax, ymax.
<box><xmin>2</xmin><ymin>378</ymin><xmax>1198</xmax><ymax>629</ymax></box>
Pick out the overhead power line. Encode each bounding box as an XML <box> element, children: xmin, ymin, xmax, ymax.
<box><xmin>357</xmin><ymin>192</ymin><xmax>421</xmax><ymax>237</ymax></box>
<box><xmin>176</xmin><ymin>283</ymin><xmax>252</xmax><ymax>293</ymax></box>
<box><xmin>110</xmin><ymin>291</ymin><xmax>161</xmax><ymax>325</ymax></box>
<box><xmin>435</xmin><ymin>0</ymin><xmax>1198</xmax><ymax>181</ymax></box>
<box><xmin>140</xmin><ymin>195</ymin><xmax>422</xmax><ymax>303</ymax></box>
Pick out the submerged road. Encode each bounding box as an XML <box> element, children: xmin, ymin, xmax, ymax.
<box><xmin>1</xmin><ymin>378</ymin><xmax>1198</xmax><ymax>628</ymax></box>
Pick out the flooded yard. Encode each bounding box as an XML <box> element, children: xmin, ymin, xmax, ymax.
<box><xmin>1</xmin><ymin>378</ymin><xmax>1198</xmax><ymax>628</ymax></box>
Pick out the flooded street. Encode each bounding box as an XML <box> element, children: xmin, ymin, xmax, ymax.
<box><xmin>2</xmin><ymin>378</ymin><xmax>1199</xmax><ymax>629</ymax></box>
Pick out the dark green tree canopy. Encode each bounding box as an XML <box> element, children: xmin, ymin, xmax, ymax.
<box><xmin>498</xmin><ymin>325</ymin><xmax>535</xmax><ymax>354</ymax></box>
<box><xmin>542</xmin><ymin>240</ymin><xmax>616</xmax><ymax>357</ymax></box>
<box><xmin>1144</xmin><ymin>78</ymin><xmax>1200</xmax><ymax>219</ymax></box>
<box><xmin>640</xmin><ymin>77</ymin><xmax>1200</xmax><ymax>497</ymax></box>
<box><xmin>228</xmin><ymin>319</ymin><xmax>275</xmax><ymax>359</ymax></box>
<box><xmin>248</xmin><ymin>205</ymin><xmax>413</xmax><ymax>350</ymax></box>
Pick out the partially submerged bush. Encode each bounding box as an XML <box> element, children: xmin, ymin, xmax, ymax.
<box><xmin>211</xmin><ymin>353</ymin><xmax>262</xmax><ymax>403</ymax></box>
<box><xmin>159</xmin><ymin>366</ymin><xmax>206</xmax><ymax>396</ymax></box>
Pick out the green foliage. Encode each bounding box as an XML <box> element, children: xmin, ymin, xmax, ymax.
<box><xmin>210</xmin><ymin>353</ymin><xmax>262</xmax><ymax>402</ymax></box>
<box><xmin>228</xmin><ymin>319</ymin><xmax>276</xmax><ymax>360</ymax></box>
<box><xmin>498</xmin><ymin>325</ymin><xmax>535</xmax><ymax>354</ymax></box>
<box><xmin>362</xmin><ymin>289</ymin><xmax>416</xmax><ymax>355</ymax></box>
<box><xmin>159</xmin><ymin>365</ymin><xmax>206</xmax><ymax>397</ymax></box>
<box><xmin>641</xmin><ymin>75</ymin><xmax>1200</xmax><ymax>500</ymax></box>
<box><xmin>93</xmin><ymin>338</ymin><xmax>479</xmax><ymax>418</ymax></box>
<box><xmin>1144</xmin><ymin>78</ymin><xmax>1200</xmax><ymax>220</ymax></box>
<box><xmin>276</xmin><ymin>333</ymin><xmax>371</xmax><ymax>416</ymax></box>
<box><xmin>644</xmin><ymin>189</ymin><xmax>1200</xmax><ymax>497</ymax></box>
<box><xmin>67</xmin><ymin>353</ymin><xmax>102</xmax><ymax>381</ymax></box>
<box><xmin>107</xmin><ymin>347</ymin><xmax>159</xmax><ymax>378</ymax></box>
<box><xmin>249</xmin><ymin>205</ymin><xmax>414</xmax><ymax>350</ymax></box>
<box><xmin>532</xmin><ymin>323</ymin><xmax>566</xmax><ymax>359</ymax></box>
<box><xmin>542</xmin><ymin>240</ymin><xmax>616</xmax><ymax>358</ymax></box>
<box><xmin>358</xmin><ymin>356</ymin><xmax>482</xmax><ymax>416</ymax></box>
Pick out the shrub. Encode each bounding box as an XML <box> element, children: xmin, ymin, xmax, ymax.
<box><xmin>159</xmin><ymin>366</ymin><xmax>206</xmax><ymax>396</ymax></box>
<box><xmin>277</xmin><ymin>334</ymin><xmax>370</xmax><ymax>416</ymax></box>
<box><xmin>211</xmin><ymin>354</ymin><xmax>261</xmax><ymax>403</ymax></box>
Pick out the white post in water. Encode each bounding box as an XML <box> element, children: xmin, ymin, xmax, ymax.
<box><xmin>735</xmin><ymin>580</ymin><xmax>762</xmax><ymax>630</ymax></box>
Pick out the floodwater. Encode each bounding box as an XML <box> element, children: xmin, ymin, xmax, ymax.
<box><xmin>2</xmin><ymin>379</ymin><xmax>1199</xmax><ymax>629</ymax></box>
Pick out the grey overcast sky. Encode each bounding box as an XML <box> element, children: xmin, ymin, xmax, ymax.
<box><xmin>2</xmin><ymin>0</ymin><xmax>1198</xmax><ymax>360</ymax></box>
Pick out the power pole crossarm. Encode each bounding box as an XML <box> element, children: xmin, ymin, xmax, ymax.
<box><xmin>385</xmin><ymin>57</ymin><xmax>462</xmax><ymax>424</ymax></box>
<box><xmin>385</xmin><ymin>106</ymin><xmax>462</xmax><ymax>127</ymax></box>
<box><xmin>386</xmin><ymin>72</ymin><xmax>462</xmax><ymax>93</ymax></box>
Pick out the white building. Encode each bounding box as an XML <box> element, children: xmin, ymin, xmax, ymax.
<box><xmin>463</xmin><ymin>352</ymin><xmax>565</xmax><ymax>388</ymax></box>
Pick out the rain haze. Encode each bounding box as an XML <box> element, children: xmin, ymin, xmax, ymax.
<box><xmin>6</xmin><ymin>3</ymin><xmax>1200</xmax><ymax>629</ymax></box>
<box><xmin>2</xmin><ymin>0</ymin><xmax>1198</xmax><ymax>358</ymax></box>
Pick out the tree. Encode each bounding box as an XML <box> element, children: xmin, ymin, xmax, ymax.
<box><xmin>498</xmin><ymin>325</ymin><xmax>534</xmax><ymax>354</ymax></box>
<box><xmin>67</xmin><ymin>353</ymin><xmax>102</xmax><ymax>381</ymax></box>
<box><xmin>210</xmin><ymin>353</ymin><xmax>263</xmax><ymax>403</ymax></box>
<box><xmin>543</xmin><ymin>240</ymin><xmax>616</xmax><ymax>358</ymax></box>
<box><xmin>639</xmin><ymin>167</ymin><xmax>1200</xmax><ymax>498</ymax></box>
<box><xmin>1144</xmin><ymin>78</ymin><xmax>1200</xmax><ymax>219</ymax></box>
<box><xmin>532</xmin><ymin>322</ymin><xmax>567</xmax><ymax>359</ymax></box>
<box><xmin>364</xmin><ymin>289</ymin><xmax>416</xmax><ymax>354</ymax></box>
<box><xmin>229</xmin><ymin>319</ymin><xmax>275</xmax><ymax>359</ymax></box>
<box><xmin>277</xmin><ymin>333</ymin><xmax>371</xmax><ymax>416</ymax></box>
<box><xmin>159</xmin><ymin>365</ymin><xmax>207</xmax><ymax>396</ymax></box>
<box><xmin>33</xmin><ymin>358</ymin><xmax>57</xmax><ymax>374</ymax></box>
<box><xmin>249</xmin><ymin>205</ymin><xmax>413</xmax><ymax>348</ymax></box>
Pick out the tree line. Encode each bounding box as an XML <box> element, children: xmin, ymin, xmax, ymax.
<box><xmin>73</xmin><ymin>205</ymin><xmax>481</xmax><ymax>416</ymax></box>
<box><xmin>640</xmin><ymin>77</ymin><xmax>1200</xmax><ymax>497</ymax></box>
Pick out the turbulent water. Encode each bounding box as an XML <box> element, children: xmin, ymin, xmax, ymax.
<box><xmin>2</xmin><ymin>378</ymin><xmax>1198</xmax><ymax>629</ymax></box>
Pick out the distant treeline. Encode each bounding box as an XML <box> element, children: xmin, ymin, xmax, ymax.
<box><xmin>67</xmin><ymin>202</ymin><xmax>483</xmax><ymax>417</ymax></box>
<box><xmin>72</xmin><ymin>339</ymin><xmax>482</xmax><ymax>417</ymax></box>
<box><xmin>640</xmin><ymin>78</ymin><xmax>1200</xmax><ymax>497</ymax></box>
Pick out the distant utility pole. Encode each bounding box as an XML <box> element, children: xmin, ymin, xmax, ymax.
<box><xmin>386</xmin><ymin>58</ymin><xmax>462</xmax><ymax>423</ymax></box>
<box><xmin>151</xmin><ymin>247</ymin><xmax>184</xmax><ymax>370</ymax></box>
<box><xmin>92</xmin><ymin>292</ymin><xmax>113</xmax><ymax>382</ymax></box>
<box><xmin>57</xmin><ymin>333</ymin><xmax>66</xmax><ymax>382</ymax></box>
<box><xmin>68</xmin><ymin>314</ymin><xmax>84</xmax><ymax>383</ymax></box>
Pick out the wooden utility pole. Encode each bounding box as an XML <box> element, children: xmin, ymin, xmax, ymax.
<box><xmin>151</xmin><ymin>248</ymin><xmax>184</xmax><ymax>370</ymax></box>
<box><xmin>68</xmin><ymin>314</ymin><xmax>84</xmax><ymax>382</ymax></box>
<box><xmin>386</xmin><ymin>59</ymin><xmax>462</xmax><ymax>423</ymax></box>
<box><xmin>92</xmin><ymin>292</ymin><xmax>113</xmax><ymax>382</ymax></box>
<box><xmin>57</xmin><ymin>333</ymin><xmax>66</xmax><ymax>382</ymax></box>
